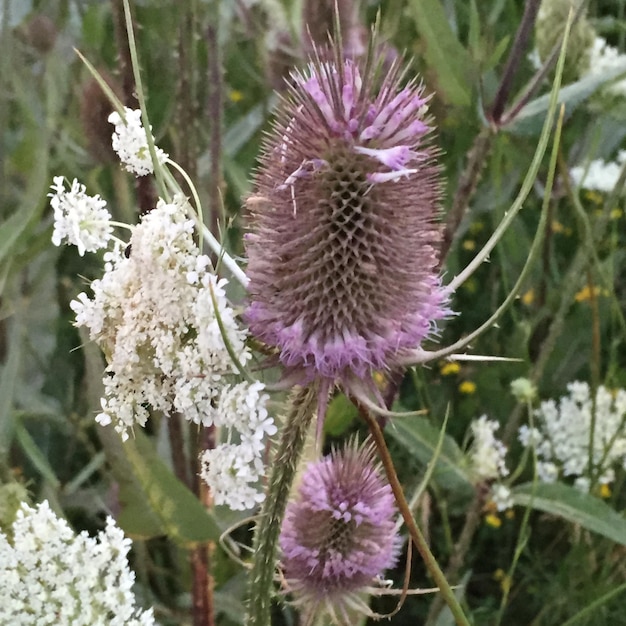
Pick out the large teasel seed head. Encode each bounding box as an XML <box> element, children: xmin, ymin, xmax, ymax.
<box><xmin>245</xmin><ymin>36</ymin><xmax>448</xmax><ymax>409</ymax></box>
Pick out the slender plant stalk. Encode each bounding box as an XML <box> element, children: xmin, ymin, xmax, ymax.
<box><xmin>424</xmin><ymin>488</ymin><xmax>484</xmax><ymax>626</ymax></box>
<box><xmin>488</xmin><ymin>0</ymin><xmax>541</xmax><ymax>125</ymax></box>
<box><xmin>359</xmin><ymin>406</ymin><xmax>471</xmax><ymax>626</ymax></box>
<box><xmin>206</xmin><ymin>0</ymin><xmax>224</xmax><ymax>241</ymax></box>
<box><xmin>246</xmin><ymin>385</ymin><xmax>318</xmax><ymax>626</ymax></box>
<box><xmin>112</xmin><ymin>0</ymin><xmax>158</xmax><ymax>214</ymax></box>
<box><xmin>191</xmin><ymin>425</ymin><xmax>217</xmax><ymax>626</ymax></box>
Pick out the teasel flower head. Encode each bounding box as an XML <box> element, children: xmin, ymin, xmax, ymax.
<box><xmin>245</xmin><ymin>38</ymin><xmax>448</xmax><ymax>422</ymax></box>
<box><xmin>279</xmin><ymin>439</ymin><xmax>399</xmax><ymax>624</ymax></box>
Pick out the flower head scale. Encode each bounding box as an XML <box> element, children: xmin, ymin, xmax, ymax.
<box><xmin>245</xmin><ymin>39</ymin><xmax>448</xmax><ymax>422</ymax></box>
<box><xmin>279</xmin><ymin>439</ymin><xmax>399</xmax><ymax>624</ymax></box>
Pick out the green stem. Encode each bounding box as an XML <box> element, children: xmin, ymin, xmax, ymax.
<box><xmin>424</xmin><ymin>488</ymin><xmax>484</xmax><ymax>626</ymax></box>
<box><xmin>360</xmin><ymin>408</ymin><xmax>471</xmax><ymax>626</ymax></box>
<box><xmin>246</xmin><ymin>384</ymin><xmax>318</xmax><ymax>626</ymax></box>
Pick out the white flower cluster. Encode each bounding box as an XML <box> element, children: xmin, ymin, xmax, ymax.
<box><xmin>0</xmin><ymin>501</ymin><xmax>155</xmax><ymax>626</ymax></box>
<box><xmin>108</xmin><ymin>107</ymin><xmax>168</xmax><ymax>176</ymax></box>
<box><xmin>586</xmin><ymin>36</ymin><xmax>626</xmax><ymax>99</ymax></box>
<box><xmin>519</xmin><ymin>381</ymin><xmax>626</xmax><ymax>492</ymax></box>
<box><xmin>570</xmin><ymin>150</ymin><xmax>626</xmax><ymax>193</ymax></box>
<box><xmin>71</xmin><ymin>197</ymin><xmax>275</xmax><ymax>509</ymax></box>
<box><xmin>49</xmin><ymin>177</ymin><xmax>112</xmax><ymax>256</ymax></box>
<box><xmin>469</xmin><ymin>416</ymin><xmax>512</xmax><ymax>511</ymax></box>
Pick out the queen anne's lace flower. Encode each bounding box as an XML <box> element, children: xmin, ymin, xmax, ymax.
<box><xmin>586</xmin><ymin>36</ymin><xmax>626</xmax><ymax>99</ymax></box>
<box><xmin>49</xmin><ymin>176</ymin><xmax>112</xmax><ymax>256</ymax></box>
<box><xmin>108</xmin><ymin>107</ymin><xmax>168</xmax><ymax>176</ymax></box>
<box><xmin>469</xmin><ymin>416</ymin><xmax>511</xmax><ymax>511</ymax></box>
<box><xmin>570</xmin><ymin>150</ymin><xmax>626</xmax><ymax>193</ymax></box>
<box><xmin>245</xmin><ymin>42</ymin><xmax>448</xmax><ymax>425</ymax></box>
<box><xmin>279</xmin><ymin>440</ymin><xmax>399</xmax><ymax>624</ymax></box>
<box><xmin>71</xmin><ymin>197</ymin><xmax>274</xmax><ymax>509</ymax></box>
<box><xmin>0</xmin><ymin>501</ymin><xmax>155</xmax><ymax>625</ymax></box>
<box><xmin>519</xmin><ymin>381</ymin><xmax>626</xmax><ymax>492</ymax></box>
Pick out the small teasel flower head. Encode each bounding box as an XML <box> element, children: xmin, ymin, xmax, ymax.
<box><xmin>245</xmin><ymin>38</ymin><xmax>448</xmax><ymax>419</ymax></box>
<box><xmin>279</xmin><ymin>439</ymin><xmax>399</xmax><ymax>623</ymax></box>
<box><xmin>0</xmin><ymin>501</ymin><xmax>155</xmax><ymax>625</ymax></box>
<box><xmin>108</xmin><ymin>107</ymin><xmax>168</xmax><ymax>176</ymax></box>
<box><xmin>49</xmin><ymin>176</ymin><xmax>113</xmax><ymax>256</ymax></box>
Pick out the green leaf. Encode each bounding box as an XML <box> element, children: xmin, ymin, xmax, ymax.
<box><xmin>324</xmin><ymin>393</ymin><xmax>359</xmax><ymax>436</ymax></box>
<box><xmin>123</xmin><ymin>429</ymin><xmax>222</xmax><ymax>545</ymax></box>
<box><xmin>468</xmin><ymin>0</ymin><xmax>480</xmax><ymax>58</ymax></box>
<box><xmin>14</xmin><ymin>420</ymin><xmax>61</xmax><ymax>489</ymax></box>
<box><xmin>97</xmin><ymin>423</ymin><xmax>165</xmax><ymax>540</ymax></box>
<box><xmin>407</xmin><ymin>0</ymin><xmax>473</xmax><ymax>106</ymax></box>
<box><xmin>386</xmin><ymin>417</ymin><xmax>473</xmax><ymax>494</ymax></box>
<box><xmin>0</xmin><ymin>319</ymin><xmax>22</xmax><ymax>462</ymax></box>
<box><xmin>512</xmin><ymin>482</ymin><xmax>626</xmax><ymax>546</ymax></box>
<box><xmin>505</xmin><ymin>59</ymin><xmax>626</xmax><ymax>136</ymax></box>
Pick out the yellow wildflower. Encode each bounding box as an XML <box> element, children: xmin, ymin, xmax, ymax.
<box><xmin>485</xmin><ymin>513</ymin><xmax>502</xmax><ymax>528</ymax></box>
<box><xmin>584</xmin><ymin>190</ymin><xmax>604</xmax><ymax>205</ymax></box>
<box><xmin>459</xmin><ymin>381</ymin><xmax>476</xmax><ymax>395</ymax></box>
<box><xmin>521</xmin><ymin>288</ymin><xmax>534</xmax><ymax>305</ymax></box>
<box><xmin>493</xmin><ymin>568</ymin><xmax>512</xmax><ymax>593</ymax></box>
<box><xmin>440</xmin><ymin>361</ymin><xmax>461</xmax><ymax>376</ymax></box>
<box><xmin>610</xmin><ymin>208</ymin><xmax>623</xmax><ymax>220</ymax></box>
<box><xmin>228</xmin><ymin>89</ymin><xmax>244</xmax><ymax>103</ymax></box>
<box><xmin>551</xmin><ymin>220</ymin><xmax>565</xmax><ymax>233</ymax></box>
<box><xmin>599</xmin><ymin>483</ymin><xmax>611</xmax><ymax>499</ymax></box>
<box><xmin>372</xmin><ymin>371</ymin><xmax>386</xmax><ymax>387</ymax></box>
<box><xmin>575</xmin><ymin>285</ymin><xmax>607</xmax><ymax>302</ymax></box>
<box><xmin>462</xmin><ymin>239</ymin><xmax>476</xmax><ymax>251</ymax></box>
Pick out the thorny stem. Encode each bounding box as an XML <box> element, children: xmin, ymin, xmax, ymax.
<box><xmin>246</xmin><ymin>385</ymin><xmax>318</xmax><ymax>626</ymax></box>
<box><xmin>488</xmin><ymin>0</ymin><xmax>541</xmax><ymax>125</ymax></box>
<box><xmin>440</xmin><ymin>0</ymin><xmax>540</xmax><ymax>262</ymax></box>
<box><xmin>424</xmin><ymin>488</ymin><xmax>485</xmax><ymax>626</ymax></box>
<box><xmin>359</xmin><ymin>406</ymin><xmax>471</xmax><ymax>626</ymax></box>
<box><xmin>499</xmin><ymin>0</ymin><xmax>590</xmax><ymax>126</ymax></box>
<box><xmin>440</xmin><ymin>127</ymin><xmax>494</xmax><ymax>264</ymax></box>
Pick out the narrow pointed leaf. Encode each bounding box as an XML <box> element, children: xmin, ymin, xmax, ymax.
<box><xmin>386</xmin><ymin>417</ymin><xmax>473</xmax><ymax>494</ymax></box>
<box><xmin>407</xmin><ymin>0</ymin><xmax>473</xmax><ymax>106</ymax></box>
<box><xmin>123</xmin><ymin>429</ymin><xmax>222</xmax><ymax>545</ymax></box>
<box><xmin>512</xmin><ymin>482</ymin><xmax>626</xmax><ymax>546</ymax></box>
<box><xmin>505</xmin><ymin>60</ymin><xmax>626</xmax><ymax>135</ymax></box>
